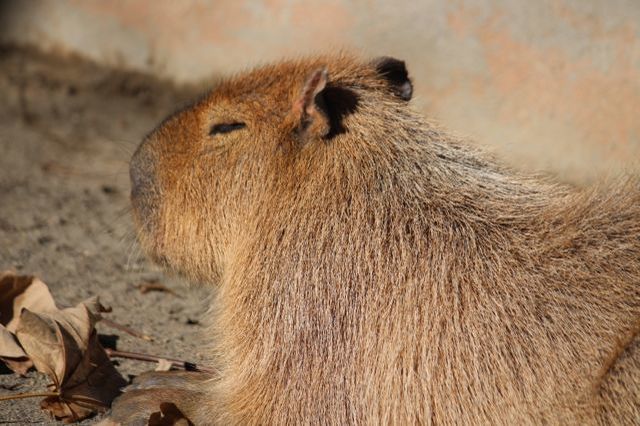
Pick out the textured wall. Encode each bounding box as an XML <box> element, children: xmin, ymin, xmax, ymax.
<box><xmin>2</xmin><ymin>0</ymin><xmax>639</xmax><ymax>182</ymax></box>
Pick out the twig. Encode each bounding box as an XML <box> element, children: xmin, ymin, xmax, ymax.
<box><xmin>101</xmin><ymin>318</ymin><xmax>154</xmax><ymax>341</ymax></box>
<box><xmin>0</xmin><ymin>391</ymin><xmax>59</xmax><ymax>402</ymax></box>
<box><xmin>105</xmin><ymin>348</ymin><xmax>216</xmax><ymax>374</ymax></box>
<box><xmin>136</xmin><ymin>281</ymin><xmax>183</xmax><ymax>298</ymax></box>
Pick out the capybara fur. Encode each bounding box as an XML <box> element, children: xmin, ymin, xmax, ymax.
<box><xmin>125</xmin><ymin>54</ymin><xmax>640</xmax><ymax>425</ymax></box>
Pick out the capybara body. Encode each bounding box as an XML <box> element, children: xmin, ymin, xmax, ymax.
<box><xmin>128</xmin><ymin>54</ymin><xmax>640</xmax><ymax>424</ymax></box>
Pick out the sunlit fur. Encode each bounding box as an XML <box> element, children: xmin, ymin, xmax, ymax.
<box><xmin>130</xmin><ymin>54</ymin><xmax>640</xmax><ymax>424</ymax></box>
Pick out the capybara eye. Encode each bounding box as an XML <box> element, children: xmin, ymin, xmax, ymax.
<box><xmin>209</xmin><ymin>122</ymin><xmax>246</xmax><ymax>136</ymax></box>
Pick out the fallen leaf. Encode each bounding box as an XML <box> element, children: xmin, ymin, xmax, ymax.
<box><xmin>0</xmin><ymin>325</ymin><xmax>26</xmax><ymax>359</ymax></box>
<box><xmin>15</xmin><ymin>300</ymin><xmax>127</xmax><ymax>422</ymax></box>
<box><xmin>0</xmin><ymin>272</ymin><xmax>126</xmax><ymax>423</ymax></box>
<box><xmin>155</xmin><ymin>359</ymin><xmax>173</xmax><ymax>372</ymax></box>
<box><xmin>0</xmin><ymin>271</ymin><xmax>57</xmax><ymax>374</ymax></box>
<box><xmin>0</xmin><ymin>272</ymin><xmax>57</xmax><ymax>328</ymax></box>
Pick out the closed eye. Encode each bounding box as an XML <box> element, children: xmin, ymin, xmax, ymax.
<box><xmin>210</xmin><ymin>122</ymin><xmax>246</xmax><ymax>136</ymax></box>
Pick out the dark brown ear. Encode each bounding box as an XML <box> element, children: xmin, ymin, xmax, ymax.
<box><xmin>373</xmin><ymin>56</ymin><xmax>412</xmax><ymax>101</ymax></box>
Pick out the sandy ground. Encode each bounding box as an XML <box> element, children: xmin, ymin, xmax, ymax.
<box><xmin>0</xmin><ymin>46</ymin><xmax>210</xmax><ymax>425</ymax></box>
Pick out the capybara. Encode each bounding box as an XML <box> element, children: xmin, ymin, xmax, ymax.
<box><xmin>116</xmin><ymin>54</ymin><xmax>640</xmax><ymax>425</ymax></box>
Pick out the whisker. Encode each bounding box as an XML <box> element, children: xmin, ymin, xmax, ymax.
<box><xmin>102</xmin><ymin>137</ymin><xmax>138</xmax><ymax>158</ymax></box>
<box><xmin>124</xmin><ymin>213</ymin><xmax>155</xmax><ymax>272</ymax></box>
<box><xmin>40</xmin><ymin>161</ymin><xmax>132</xmax><ymax>180</ymax></box>
<box><xmin>125</xmin><ymin>233</ymin><xmax>142</xmax><ymax>272</ymax></box>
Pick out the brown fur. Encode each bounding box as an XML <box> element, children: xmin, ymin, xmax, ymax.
<box><xmin>126</xmin><ymin>53</ymin><xmax>640</xmax><ymax>425</ymax></box>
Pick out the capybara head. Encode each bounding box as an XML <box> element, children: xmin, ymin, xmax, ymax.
<box><xmin>130</xmin><ymin>54</ymin><xmax>413</xmax><ymax>282</ymax></box>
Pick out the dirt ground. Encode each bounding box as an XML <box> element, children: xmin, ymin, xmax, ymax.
<box><xmin>0</xmin><ymin>46</ymin><xmax>210</xmax><ymax>425</ymax></box>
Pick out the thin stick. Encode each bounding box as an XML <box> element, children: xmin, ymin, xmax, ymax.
<box><xmin>0</xmin><ymin>391</ymin><xmax>59</xmax><ymax>402</ymax></box>
<box><xmin>105</xmin><ymin>348</ymin><xmax>216</xmax><ymax>374</ymax></box>
<box><xmin>101</xmin><ymin>318</ymin><xmax>154</xmax><ymax>341</ymax></box>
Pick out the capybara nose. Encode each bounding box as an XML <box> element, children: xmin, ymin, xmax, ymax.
<box><xmin>130</xmin><ymin>139</ymin><xmax>157</xmax><ymax>219</ymax></box>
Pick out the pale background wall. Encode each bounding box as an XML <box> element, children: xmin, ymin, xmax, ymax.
<box><xmin>2</xmin><ymin>0</ymin><xmax>639</xmax><ymax>183</ymax></box>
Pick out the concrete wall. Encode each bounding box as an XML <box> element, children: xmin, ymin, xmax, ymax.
<box><xmin>2</xmin><ymin>0</ymin><xmax>639</xmax><ymax>183</ymax></box>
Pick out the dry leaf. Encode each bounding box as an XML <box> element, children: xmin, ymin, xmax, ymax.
<box><xmin>0</xmin><ymin>325</ymin><xmax>31</xmax><ymax>374</ymax></box>
<box><xmin>0</xmin><ymin>272</ymin><xmax>126</xmax><ymax>423</ymax></box>
<box><xmin>16</xmin><ymin>301</ymin><xmax>127</xmax><ymax>423</ymax></box>
<box><xmin>155</xmin><ymin>358</ymin><xmax>173</xmax><ymax>372</ymax></box>
<box><xmin>0</xmin><ymin>325</ymin><xmax>26</xmax><ymax>358</ymax></box>
<box><xmin>0</xmin><ymin>271</ymin><xmax>56</xmax><ymax>374</ymax></box>
<box><xmin>0</xmin><ymin>272</ymin><xmax>58</xmax><ymax>327</ymax></box>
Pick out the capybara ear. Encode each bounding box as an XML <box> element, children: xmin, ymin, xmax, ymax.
<box><xmin>288</xmin><ymin>68</ymin><xmax>359</xmax><ymax>147</ymax></box>
<box><xmin>298</xmin><ymin>67</ymin><xmax>329</xmax><ymax>119</ymax></box>
<box><xmin>372</xmin><ymin>56</ymin><xmax>412</xmax><ymax>101</ymax></box>
<box><xmin>291</xmin><ymin>67</ymin><xmax>331</xmax><ymax>140</ymax></box>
